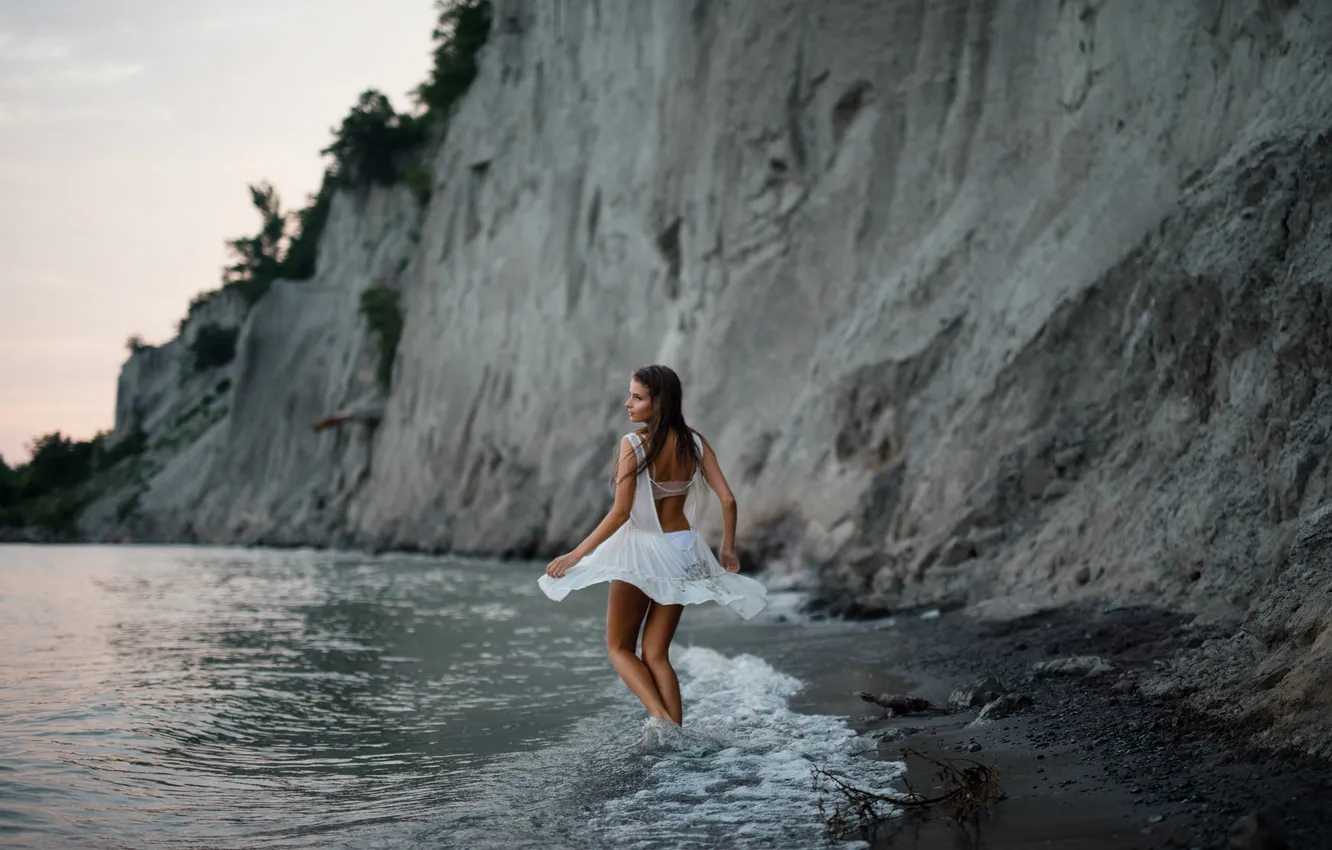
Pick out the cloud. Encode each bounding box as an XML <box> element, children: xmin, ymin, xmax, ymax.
<box><xmin>0</xmin><ymin>102</ymin><xmax>172</xmax><ymax>127</ymax></box>
<box><xmin>61</xmin><ymin>62</ymin><xmax>145</xmax><ymax>85</ymax></box>
<box><xmin>178</xmin><ymin>15</ymin><xmax>249</xmax><ymax>36</ymax></box>
<box><xmin>173</xmin><ymin>6</ymin><xmax>301</xmax><ymax>38</ymax></box>
<box><xmin>0</xmin><ymin>31</ymin><xmax>144</xmax><ymax>89</ymax></box>
<box><xmin>0</xmin><ymin>32</ymin><xmax>72</xmax><ymax>63</ymax></box>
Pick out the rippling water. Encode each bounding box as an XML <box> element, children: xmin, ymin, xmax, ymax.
<box><xmin>0</xmin><ymin>544</ymin><xmax>903</xmax><ymax>849</ymax></box>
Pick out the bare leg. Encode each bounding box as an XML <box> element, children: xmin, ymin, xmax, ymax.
<box><xmin>606</xmin><ymin>581</ymin><xmax>673</xmax><ymax>722</ymax></box>
<box><xmin>641</xmin><ymin>601</ymin><xmax>685</xmax><ymax>726</ymax></box>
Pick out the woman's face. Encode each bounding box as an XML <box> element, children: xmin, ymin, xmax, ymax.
<box><xmin>625</xmin><ymin>380</ymin><xmax>653</xmax><ymax>423</ymax></box>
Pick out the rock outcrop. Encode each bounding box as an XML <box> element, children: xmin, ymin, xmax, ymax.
<box><xmin>89</xmin><ymin>0</ymin><xmax>1332</xmax><ymax>749</ymax></box>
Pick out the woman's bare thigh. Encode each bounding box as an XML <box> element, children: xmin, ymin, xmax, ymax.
<box><xmin>606</xmin><ymin>580</ymin><xmax>651</xmax><ymax>651</ymax></box>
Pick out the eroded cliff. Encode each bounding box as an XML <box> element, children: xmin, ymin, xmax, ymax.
<box><xmin>93</xmin><ymin>0</ymin><xmax>1332</xmax><ymax>751</ymax></box>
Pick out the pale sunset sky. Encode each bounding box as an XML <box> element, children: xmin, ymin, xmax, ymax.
<box><xmin>0</xmin><ymin>0</ymin><xmax>440</xmax><ymax>464</ymax></box>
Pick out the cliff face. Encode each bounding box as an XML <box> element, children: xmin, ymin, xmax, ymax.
<box><xmin>95</xmin><ymin>0</ymin><xmax>1332</xmax><ymax>750</ymax></box>
<box><xmin>88</xmin><ymin>187</ymin><xmax>420</xmax><ymax>543</ymax></box>
<box><xmin>111</xmin><ymin>288</ymin><xmax>249</xmax><ymax>444</ymax></box>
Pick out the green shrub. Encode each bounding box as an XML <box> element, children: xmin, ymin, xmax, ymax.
<box><xmin>359</xmin><ymin>283</ymin><xmax>404</xmax><ymax>390</ymax></box>
<box><xmin>280</xmin><ymin>171</ymin><xmax>336</xmax><ymax>281</ymax></box>
<box><xmin>323</xmin><ymin>91</ymin><xmax>429</xmax><ymax>189</ymax></box>
<box><xmin>0</xmin><ymin>454</ymin><xmax>15</xmax><ymax>508</ymax></box>
<box><xmin>152</xmin><ymin>397</ymin><xmax>229</xmax><ymax>454</ymax></box>
<box><xmin>0</xmin><ymin>426</ymin><xmax>152</xmax><ymax>534</ymax></box>
<box><xmin>99</xmin><ymin>426</ymin><xmax>147</xmax><ymax>469</ymax></box>
<box><xmin>400</xmin><ymin>156</ymin><xmax>434</xmax><ymax>206</ymax></box>
<box><xmin>415</xmin><ymin>1</ymin><xmax>493</xmax><ymax>120</ymax></box>
<box><xmin>223</xmin><ymin>182</ymin><xmax>287</xmax><ymax>305</ymax></box>
<box><xmin>22</xmin><ymin>488</ymin><xmax>90</xmax><ymax>537</ymax></box>
<box><xmin>23</xmin><ymin>432</ymin><xmax>96</xmax><ymax>496</ymax></box>
<box><xmin>0</xmin><ymin>432</ymin><xmax>96</xmax><ymax>533</ymax></box>
<box><xmin>190</xmin><ymin>323</ymin><xmax>239</xmax><ymax>372</ymax></box>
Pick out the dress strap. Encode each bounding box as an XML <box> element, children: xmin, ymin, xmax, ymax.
<box><xmin>624</xmin><ymin>432</ymin><xmax>661</xmax><ymax>533</ymax></box>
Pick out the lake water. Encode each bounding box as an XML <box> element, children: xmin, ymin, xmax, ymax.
<box><xmin>0</xmin><ymin>544</ymin><xmax>904</xmax><ymax>849</ymax></box>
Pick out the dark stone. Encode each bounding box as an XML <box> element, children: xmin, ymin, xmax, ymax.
<box><xmin>801</xmin><ymin>590</ymin><xmax>892</xmax><ymax>621</ymax></box>
<box><xmin>968</xmin><ymin>693</ymin><xmax>1035</xmax><ymax>725</ymax></box>
<box><xmin>1229</xmin><ymin>810</ymin><xmax>1288</xmax><ymax>850</ymax></box>
<box><xmin>949</xmin><ymin>674</ymin><xmax>1007</xmax><ymax>709</ymax></box>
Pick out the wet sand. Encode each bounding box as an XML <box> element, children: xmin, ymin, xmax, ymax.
<box><xmin>780</xmin><ymin>604</ymin><xmax>1332</xmax><ymax>849</ymax></box>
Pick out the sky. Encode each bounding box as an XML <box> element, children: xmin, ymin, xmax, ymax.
<box><xmin>0</xmin><ymin>0</ymin><xmax>439</xmax><ymax>464</ymax></box>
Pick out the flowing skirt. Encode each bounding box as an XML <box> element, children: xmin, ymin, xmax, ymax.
<box><xmin>537</xmin><ymin>524</ymin><xmax>767</xmax><ymax>620</ymax></box>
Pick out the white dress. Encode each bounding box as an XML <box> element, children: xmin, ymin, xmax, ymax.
<box><xmin>537</xmin><ymin>432</ymin><xmax>767</xmax><ymax>619</ymax></box>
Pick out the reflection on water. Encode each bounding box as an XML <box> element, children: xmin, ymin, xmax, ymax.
<box><xmin>0</xmin><ymin>544</ymin><xmax>898</xmax><ymax>850</ymax></box>
<box><xmin>0</xmin><ymin>545</ymin><xmax>613</xmax><ymax>848</ymax></box>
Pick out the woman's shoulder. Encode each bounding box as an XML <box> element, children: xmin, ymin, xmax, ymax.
<box><xmin>687</xmin><ymin>427</ymin><xmax>710</xmax><ymax>451</ymax></box>
<box><xmin>621</xmin><ymin>429</ymin><xmax>648</xmax><ymax>448</ymax></box>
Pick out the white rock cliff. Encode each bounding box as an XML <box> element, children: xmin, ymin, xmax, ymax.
<box><xmin>94</xmin><ymin>0</ymin><xmax>1332</xmax><ymax>750</ymax></box>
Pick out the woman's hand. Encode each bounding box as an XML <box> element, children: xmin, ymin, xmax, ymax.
<box><xmin>545</xmin><ymin>552</ymin><xmax>580</xmax><ymax>579</ymax></box>
<box><xmin>720</xmin><ymin>548</ymin><xmax>740</xmax><ymax>573</ymax></box>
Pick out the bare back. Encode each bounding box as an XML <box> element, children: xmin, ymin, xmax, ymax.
<box><xmin>641</xmin><ymin>430</ymin><xmax>697</xmax><ymax>533</ymax></box>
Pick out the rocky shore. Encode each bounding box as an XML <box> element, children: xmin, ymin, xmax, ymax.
<box><xmin>796</xmin><ymin>604</ymin><xmax>1332</xmax><ymax>849</ymax></box>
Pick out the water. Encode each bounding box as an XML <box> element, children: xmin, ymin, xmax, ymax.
<box><xmin>0</xmin><ymin>544</ymin><xmax>903</xmax><ymax>849</ymax></box>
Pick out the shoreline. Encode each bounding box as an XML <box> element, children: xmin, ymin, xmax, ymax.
<box><xmin>786</xmin><ymin>604</ymin><xmax>1332</xmax><ymax>849</ymax></box>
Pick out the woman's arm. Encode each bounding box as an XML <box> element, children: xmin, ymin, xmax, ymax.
<box><xmin>545</xmin><ymin>436</ymin><xmax>638</xmax><ymax>578</ymax></box>
<box><xmin>698</xmin><ymin>436</ymin><xmax>741</xmax><ymax>572</ymax></box>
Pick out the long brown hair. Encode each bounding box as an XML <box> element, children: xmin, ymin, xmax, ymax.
<box><xmin>614</xmin><ymin>364</ymin><xmax>702</xmax><ymax>486</ymax></box>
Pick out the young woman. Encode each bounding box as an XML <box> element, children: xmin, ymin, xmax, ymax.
<box><xmin>537</xmin><ymin>364</ymin><xmax>767</xmax><ymax>726</ymax></box>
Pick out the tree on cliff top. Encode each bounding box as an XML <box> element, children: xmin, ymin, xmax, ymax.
<box><xmin>280</xmin><ymin>171</ymin><xmax>335</xmax><ymax>281</ymax></box>
<box><xmin>223</xmin><ymin>181</ymin><xmax>287</xmax><ymax>305</ymax></box>
<box><xmin>176</xmin><ymin>1</ymin><xmax>493</xmax><ymax>324</ymax></box>
<box><xmin>415</xmin><ymin>0</ymin><xmax>493</xmax><ymax>119</ymax></box>
<box><xmin>322</xmin><ymin>90</ymin><xmax>427</xmax><ymax>188</ymax></box>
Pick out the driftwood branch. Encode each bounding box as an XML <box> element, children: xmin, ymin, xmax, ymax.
<box><xmin>857</xmin><ymin>691</ymin><xmax>951</xmax><ymax>717</ymax></box>
<box><xmin>812</xmin><ymin>747</ymin><xmax>1002</xmax><ymax>839</ymax></box>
